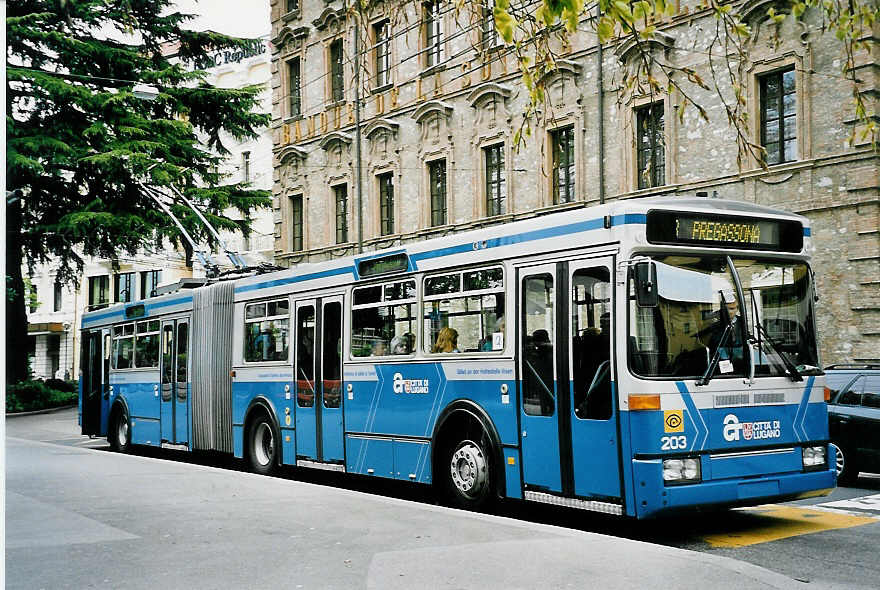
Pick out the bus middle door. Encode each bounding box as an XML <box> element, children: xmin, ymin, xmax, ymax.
<box><xmin>160</xmin><ymin>318</ymin><xmax>190</xmax><ymax>446</ymax></box>
<box><xmin>519</xmin><ymin>263</ymin><xmax>563</xmax><ymax>493</ymax></box>
<box><xmin>294</xmin><ymin>297</ymin><xmax>344</xmax><ymax>466</ymax></box>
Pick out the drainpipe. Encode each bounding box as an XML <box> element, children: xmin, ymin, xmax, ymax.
<box><xmin>597</xmin><ymin>27</ymin><xmax>605</xmax><ymax>205</ymax></box>
<box><xmin>354</xmin><ymin>22</ymin><xmax>364</xmax><ymax>254</ymax></box>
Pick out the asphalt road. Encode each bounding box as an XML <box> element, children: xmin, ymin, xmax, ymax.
<box><xmin>6</xmin><ymin>408</ymin><xmax>879</xmax><ymax>589</ymax></box>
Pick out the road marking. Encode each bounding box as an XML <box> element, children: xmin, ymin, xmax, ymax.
<box><xmin>702</xmin><ymin>504</ymin><xmax>877</xmax><ymax>548</ymax></box>
<box><xmin>817</xmin><ymin>493</ymin><xmax>880</xmax><ymax>513</ymax></box>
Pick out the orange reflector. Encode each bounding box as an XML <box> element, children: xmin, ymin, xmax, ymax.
<box><xmin>824</xmin><ymin>387</ymin><xmax>831</xmax><ymax>402</ymax></box>
<box><xmin>629</xmin><ymin>394</ymin><xmax>661</xmax><ymax>410</ymax></box>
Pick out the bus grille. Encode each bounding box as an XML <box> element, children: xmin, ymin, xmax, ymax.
<box><xmin>754</xmin><ymin>392</ymin><xmax>786</xmax><ymax>404</ymax></box>
<box><xmin>714</xmin><ymin>393</ymin><xmax>750</xmax><ymax>407</ymax></box>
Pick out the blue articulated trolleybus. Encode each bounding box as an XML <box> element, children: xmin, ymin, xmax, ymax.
<box><xmin>79</xmin><ymin>197</ymin><xmax>835</xmax><ymax>518</ymax></box>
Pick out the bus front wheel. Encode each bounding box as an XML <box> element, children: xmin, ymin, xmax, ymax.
<box><xmin>444</xmin><ymin>436</ymin><xmax>492</xmax><ymax>510</ymax></box>
<box><xmin>247</xmin><ymin>414</ymin><xmax>278</xmax><ymax>476</ymax></box>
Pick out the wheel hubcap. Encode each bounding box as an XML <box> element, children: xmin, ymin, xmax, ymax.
<box><xmin>117</xmin><ymin>418</ymin><xmax>128</xmax><ymax>446</ymax></box>
<box><xmin>832</xmin><ymin>444</ymin><xmax>844</xmax><ymax>476</ymax></box>
<box><xmin>254</xmin><ymin>423</ymin><xmax>274</xmax><ymax>466</ymax></box>
<box><xmin>450</xmin><ymin>440</ymin><xmax>487</xmax><ymax>498</ymax></box>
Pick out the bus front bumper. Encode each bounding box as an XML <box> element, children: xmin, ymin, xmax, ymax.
<box><xmin>632</xmin><ymin>459</ymin><xmax>836</xmax><ymax>519</ymax></box>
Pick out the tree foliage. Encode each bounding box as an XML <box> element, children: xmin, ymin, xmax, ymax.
<box><xmin>6</xmin><ymin>0</ymin><xmax>271</xmax><ymax>281</ymax></box>
<box><xmin>6</xmin><ymin>0</ymin><xmax>271</xmax><ymax>383</ymax></box>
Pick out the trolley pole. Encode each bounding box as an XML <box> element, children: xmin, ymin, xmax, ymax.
<box><xmin>354</xmin><ymin>23</ymin><xmax>364</xmax><ymax>254</ymax></box>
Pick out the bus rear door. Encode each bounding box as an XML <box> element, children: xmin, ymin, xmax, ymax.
<box><xmin>81</xmin><ymin>329</ymin><xmax>110</xmax><ymax>436</ymax></box>
<box><xmin>294</xmin><ymin>296</ymin><xmax>344</xmax><ymax>466</ymax></box>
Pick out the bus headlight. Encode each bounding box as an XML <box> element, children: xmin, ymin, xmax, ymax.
<box><xmin>802</xmin><ymin>445</ymin><xmax>827</xmax><ymax>470</ymax></box>
<box><xmin>662</xmin><ymin>457</ymin><xmax>702</xmax><ymax>484</ymax></box>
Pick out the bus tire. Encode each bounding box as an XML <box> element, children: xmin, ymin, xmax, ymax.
<box><xmin>443</xmin><ymin>432</ymin><xmax>493</xmax><ymax>510</ymax></box>
<box><xmin>833</xmin><ymin>443</ymin><xmax>858</xmax><ymax>486</ymax></box>
<box><xmin>109</xmin><ymin>408</ymin><xmax>131</xmax><ymax>453</ymax></box>
<box><xmin>247</xmin><ymin>413</ymin><xmax>278</xmax><ymax>476</ymax></box>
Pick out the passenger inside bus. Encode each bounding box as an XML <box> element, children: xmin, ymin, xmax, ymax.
<box><xmin>574</xmin><ymin>313</ymin><xmax>612</xmax><ymax>420</ymax></box>
<box><xmin>570</xmin><ymin>268</ymin><xmax>613</xmax><ymax>420</ymax></box>
<box><xmin>390</xmin><ymin>333</ymin><xmax>415</xmax><ymax>355</ymax></box>
<box><xmin>371</xmin><ymin>340</ymin><xmax>388</xmax><ymax>356</ymax></box>
<box><xmin>432</xmin><ymin>327</ymin><xmax>460</xmax><ymax>353</ymax></box>
<box><xmin>523</xmin><ymin>329</ymin><xmax>555</xmax><ymax>415</ymax></box>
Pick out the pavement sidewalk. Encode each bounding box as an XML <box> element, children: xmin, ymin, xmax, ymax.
<box><xmin>6</xmin><ymin>409</ymin><xmax>807</xmax><ymax>590</ymax></box>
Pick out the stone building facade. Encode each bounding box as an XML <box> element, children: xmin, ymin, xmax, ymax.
<box><xmin>269</xmin><ymin>0</ymin><xmax>879</xmax><ymax>364</ymax></box>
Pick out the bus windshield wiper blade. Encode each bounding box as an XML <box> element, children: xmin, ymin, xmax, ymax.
<box><xmin>754</xmin><ymin>322</ymin><xmax>803</xmax><ymax>382</ymax></box>
<box><xmin>696</xmin><ymin>322</ymin><xmax>733</xmax><ymax>386</ymax></box>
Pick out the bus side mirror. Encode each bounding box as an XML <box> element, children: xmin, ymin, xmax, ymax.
<box><xmin>634</xmin><ymin>261</ymin><xmax>659</xmax><ymax>308</ymax></box>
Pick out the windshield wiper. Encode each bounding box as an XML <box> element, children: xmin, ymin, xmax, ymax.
<box><xmin>753</xmin><ymin>322</ymin><xmax>803</xmax><ymax>382</ymax></box>
<box><xmin>696</xmin><ymin>321</ymin><xmax>733</xmax><ymax>386</ymax></box>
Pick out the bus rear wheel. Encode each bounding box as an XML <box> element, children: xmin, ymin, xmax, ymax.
<box><xmin>109</xmin><ymin>410</ymin><xmax>131</xmax><ymax>453</ymax></box>
<box><xmin>444</xmin><ymin>436</ymin><xmax>492</xmax><ymax>510</ymax></box>
<box><xmin>247</xmin><ymin>415</ymin><xmax>278</xmax><ymax>476</ymax></box>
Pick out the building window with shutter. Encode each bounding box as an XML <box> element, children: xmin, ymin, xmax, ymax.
<box><xmin>287</xmin><ymin>57</ymin><xmax>301</xmax><ymax>117</ymax></box>
<box><xmin>551</xmin><ymin>126</ymin><xmax>575</xmax><ymax>204</ymax></box>
<box><xmin>329</xmin><ymin>39</ymin><xmax>344</xmax><ymax>103</ymax></box>
<box><xmin>760</xmin><ymin>67</ymin><xmax>797</xmax><ymax>165</ymax></box>
<box><xmin>88</xmin><ymin>276</ymin><xmax>109</xmax><ymax>310</ymax></box>
<box><xmin>424</xmin><ymin>1</ymin><xmax>443</xmax><ymax>68</ymax></box>
<box><xmin>379</xmin><ymin>172</ymin><xmax>394</xmax><ymax>236</ymax></box>
<box><xmin>374</xmin><ymin>20</ymin><xmax>391</xmax><ymax>88</ymax></box>
<box><xmin>140</xmin><ymin>270</ymin><xmax>161</xmax><ymax>299</ymax></box>
<box><xmin>484</xmin><ymin>144</ymin><xmax>506</xmax><ymax>217</ymax></box>
<box><xmin>242</xmin><ymin>151</ymin><xmax>251</xmax><ymax>183</ymax></box>
<box><xmin>334</xmin><ymin>184</ymin><xmax>348</xmax><ymax>244</ymax></box>
<box><xmin>115</xmin><ymin>272</ymin><xmax>134</xmax><ymax>303</ymax></box>
<box><xmin>290</xmin><ymin>194</ymin><xmax>304</xmax><ymax>252</ymax></box>
<box><xmin>635</xmin><ymin>102</ymin><xmax>665</xmax><ymax>189</ymax></box>
<box><xmin>429</xmin><ymin>160</ymin><xmax>447</xmax><ymax>227</ymax></box>
<box><xmin>53</xmin><ymin>280</ymin><xmax>63</xmax><ymax>312</ymax></box>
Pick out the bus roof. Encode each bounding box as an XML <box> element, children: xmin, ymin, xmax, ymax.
<box><xmin>82</xmin><ymin>196</ymin><xmax>810</xmax><ymax>327</ymax></box>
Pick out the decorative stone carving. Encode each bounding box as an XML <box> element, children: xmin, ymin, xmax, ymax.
<box><xmin>364</xmin><ymin>118</ymin><xmax>400</xmax><ymax>160</ymax></box>
<box><xmin>312</xmin><ymin>7</ymin><xmax>346</xmax><ymax>32</ymax></box>
<box><xmin>319</xmin><ymin>131</ymin><xmax>352</xmax><ymax>168</ymax></box>
<box><xmin>539</xmin><ymin>60</ymin><xmax>583</xmax><ymax>109</ymax></box>
<box><xmin>272</xmin><ymin>26</ymin><xmax>309</xmax><ymax>52</ymax></box>
<box><xmin>614</xmin><ymin>31</ymin><xmax>675</xmax><ymax>65</ymax></box>
<box><xmin>277</xmin><ymin>145</ymin><xmax>308</xmax><ymax>194</ymax></box>
<box><xmin>466</xmin><ymin>83</ymin><xmax>512</xmax><ymax>129</ymax></box>
<box><xmin>412</xmin><ymin>101</ymin><xmax>454</xmax><ymax>145</ymax></box>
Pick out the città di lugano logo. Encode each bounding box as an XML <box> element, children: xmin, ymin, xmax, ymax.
<box><xmin>392</xmin><ymin>373</ymin><xmax>430</xmax><ymax>395</ymax></box>
<box><xmin>723</xmin><ymin>414</ymin><xmax>782</xmax><ymax>442</ymax></box>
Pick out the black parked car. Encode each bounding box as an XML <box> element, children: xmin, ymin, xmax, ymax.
<box><xmin>826</xmin><ymin>364</ymin><xmax>880</xmax><ymax>485</ymax></box>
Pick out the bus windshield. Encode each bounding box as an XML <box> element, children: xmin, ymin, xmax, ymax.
<box><xmin>628</xmin><ymin>255</ymin><xmax>821</xmax><ymax>379</ymax></box>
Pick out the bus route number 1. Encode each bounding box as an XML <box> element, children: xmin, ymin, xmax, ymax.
<box><xmin>660</xmin><ymin>435</ymin><xmax>687</xmax><ymax>450</ymax></box>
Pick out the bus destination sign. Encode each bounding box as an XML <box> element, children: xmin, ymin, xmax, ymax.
<box><xmin>646</xmin><ymin>210</ymin><xmax>803</xmax><ymax>252</ymax></box>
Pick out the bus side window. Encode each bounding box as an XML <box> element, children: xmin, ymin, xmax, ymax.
<box><xmin>521</xmin><ymin>274</ymin><xmax>555</xmax><ymax>416</ymax></box>
<box><xmin>572</xmin><ymin>267</ymin><xmax>612</xmax><ymax>420</ymax></box>
<box><xmin>296</xmin><ymin>305</ymin><xmax>316</xmax><ymax>408</ymax></box>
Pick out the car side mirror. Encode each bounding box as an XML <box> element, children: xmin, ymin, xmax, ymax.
<box><xmin>634</xmin><ymin>261</ymin><xmax>659</xmax><ymax>308</ymax></box>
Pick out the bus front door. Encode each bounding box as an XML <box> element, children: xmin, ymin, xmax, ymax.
<box><xmin>518</xmin><ymin>258</ymin><xmax>622</xmax><ymax>502</ymax></box>
<box><xmin>568</xmin><ymin>258</ymin><xmax>621</xmax><ymax>500</ymax></box>
<box><xmin>294</xmin><ymin>296</ymin><xmax>345</xmax><ymax>466</ymax></box>
<box><xmin>160</xmin><ymin>318</ymin><xmax>190</xmax><ymax>446</ymax></box>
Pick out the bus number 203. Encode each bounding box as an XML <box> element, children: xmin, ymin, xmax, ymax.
<box><xmin>661</xmin><ymin>436</ymin><xmax>688</xmax><ymax>450</ymax></box>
